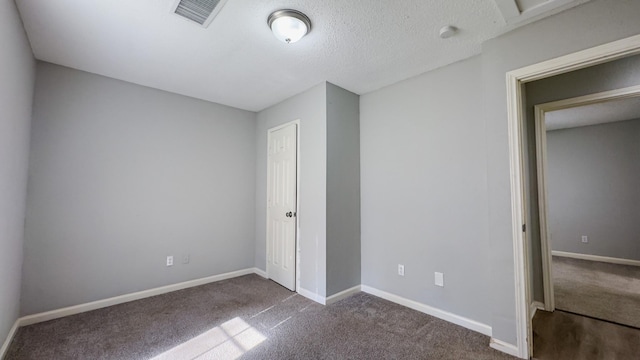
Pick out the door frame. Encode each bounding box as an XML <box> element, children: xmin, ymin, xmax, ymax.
<box><xmin>506</xmin><ymin>33</ymin><xmax>640</xmax><ymax>359</ymax></box>
<box><xmin>266</xmin><ymin>119</ymin><xmax>301</xmax><ymax>292</ymax></box>
<box><xmin>535</xmin><ymin>84</ymin><xmax>640</xmax><ymax>313</ymax></box>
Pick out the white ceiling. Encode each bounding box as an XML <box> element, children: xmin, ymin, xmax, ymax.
<box><xmin>546</xmin><ymin>96</ymin><xmax>640</xmax><ymax>131</ymax></box>
<box><xmin>15</xmin><ymin>0</ymin><xmax>589</xmax><ymax>112</ymax></box>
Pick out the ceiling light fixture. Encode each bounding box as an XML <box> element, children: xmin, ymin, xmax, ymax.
<box><xmin>268</xmin><ymin>9</ymin><xmax>311</xmax><ymax>44</ymax></box>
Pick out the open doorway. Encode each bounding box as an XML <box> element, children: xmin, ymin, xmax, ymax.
<box><xmin>506</xmin><ymin>34</ymin><xmax>640</xmax><ymax>359</ymax></box>
<box><xmin>534</xmin><ymin>88</ymin><xmax>640</xmax><ymax>330</ymax></box>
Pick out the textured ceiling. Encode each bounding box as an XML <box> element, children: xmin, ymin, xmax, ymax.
<box><xmin>15</xmin><ymin>0</ymin><xmax>585</xmax><ymax>111</ymax></box>
<box><xmin>546</xmin><ymin>96</ymin><xmax>640</xmax><ymax>131</ymax></box>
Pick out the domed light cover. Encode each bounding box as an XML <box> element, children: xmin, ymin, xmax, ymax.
<box><xmin>268</xmin><ymin>9</ymin><xmax>311</xmax><ymax>44</ymax></box>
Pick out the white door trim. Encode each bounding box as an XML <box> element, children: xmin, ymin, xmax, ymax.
<box><xmin>533</xmin><ymin>104</ymin><xmax>554</xmax><ymax>312</ymax></box>
<box><xmin>534</xmin><ymin>84</ymin><xmax>640</xmax><ymax>312</ymax></box>
<box><xmin>506</xmin><ymin>33</ymin><xmax>640</xmax><ymax>359</ymax></box>
<box><xmin>266</xmin><ymin>120</ymin><xmax>301</xmax><ymax>291</ymax></box>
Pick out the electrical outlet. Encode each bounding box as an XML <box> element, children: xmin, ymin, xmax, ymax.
<box><xmin>581</xmin><ymin>235</ymin><xmax>588</xmax><ymax>243</ymax></box>
<box><xmin>435</xmin><ymin>272</ymin><xmax>444</xmax><ymax>287</ymax></box>
<box><xmin>398</xmin><ymin>264</ymin><xmax>405</xmax><ymax>276</ymax></box>
<box><xmin>182</xmin><ymin>254</ymin><xmax>190</xmax><ymax>264</ymax></box>
<box><xmin>166</xmin><ymin>256</ymin><xmax>174</xmax><ymax>266</ymax></box>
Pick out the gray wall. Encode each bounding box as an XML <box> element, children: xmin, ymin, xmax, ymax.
<box><xmin>22</xmin><ymin>62</ymin><xmax>256</xmax><ymax>315</ymax></box>
<box><xmin>482</xmin><ymin>0</ymin><xmax>640</xmax><ymax>345</ymax></box>
<box><xmin>360</xmin><ymin>55</ymin><xmax>492</xmax><ymax>325</ymax></box>
<box><xmin>326</xmin><ymin>83</ymin><xmax>361</xmax><ymax>297</ymax></box>
<box><xmin>255</xmin><ymin>83</ymin><xmax>328</xmax><ymax>297</ymax></box>
<box><xmin>360</xmin><ymin>0</ymin><xmax>640</xmax><ymax>347</ymax></box>
<box><xmin>547</xmin><ymin>119</ymin><xmax>640</xmax><ymax>260</ymax></box>
<box><xmin>0</xmin><ymin>0</ymin><xmax>35</xmax><ymax>344</ymax></box>
<box><xmin>5</xmin><ymin>0</ymin><xmax>640</xmax><ymax>349</ymax></box>
<box><xmin>524</xmin><ymin>54</ymin><xmax>640</xmax><ymax>303</ymax></box>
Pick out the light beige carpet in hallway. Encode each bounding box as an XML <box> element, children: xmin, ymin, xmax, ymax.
<box><xmin>553</xmin><ymin>256</ymin><xmax>640</xmax><ymax>328</ymax></box>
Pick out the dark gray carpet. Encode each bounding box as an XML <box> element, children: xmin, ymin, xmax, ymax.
<box><xmin>553</xmin><ymin>256</ymin><xmax>640</xmax><ymax>328</ymax></box>
<box><xmin>6</xmin><ymin>274</ymin><xmax>514</xmax><ymax>359</ymax></box>
<box><xmin>533</xmin><ymin>309</ymin><xmax>640</xmax><ymax>360</ymax></box>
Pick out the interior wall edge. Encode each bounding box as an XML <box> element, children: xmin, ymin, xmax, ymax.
<box><xmin>0</xmin><ymin>0</ymin><xmax>37</xmax><ymax>351</ymax></box>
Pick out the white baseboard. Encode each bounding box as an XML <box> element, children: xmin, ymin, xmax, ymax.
<box><xmin>19</xmin><ymin>268</ymin><xmax>264</xmax><ymax>327</ymax></box>
<box><xmin>0</xmin><ymin>319</ymin><xmax>20</xmax><ymax>359</ymax></box>
<box><xmin>296</xmin><ymin>285</ymin><xmax>361</xmax><ymax>306</ymax></box>
<box><xmin>530</xmin><ymin>301</ymin><xmax>544</xmax><ymax>319</ymax></box>
<box><xmin>490</xmin><ymin>338</ymin><xmax>521</xmax><ymax>358</ymax></box>
<box><xmin>10</xmin><ymin>275</ymin><xmax>509</xmax><ymax>358</ymax></box>
<box><xmin>552</xmin><ymin>251</ymin><xmax>640</xmax><ymax>267</ymax></box>
<box><xmin>360</xmin><ymin>285</ymin><xmax>492</xmax><ymax>337</ymax></box>
<box><xmin>325</xmin><ymin>285</ymin><xmax>361</xmax><ymax>305</ymax></box>
<box><xmin>253</xmin><ymin>268</ymin><xmax>268</xmax><ymax>278</ymax></box>
<box><xmin>297</xmin><ymin>287</ymin><xmax>326</xmax><ymax>305</ymax></box>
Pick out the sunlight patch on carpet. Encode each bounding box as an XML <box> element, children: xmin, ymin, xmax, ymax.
<box><xmin>151</xmin><ymin>317</ymin><xmax>266</xmax><ymax>360</ymax></box>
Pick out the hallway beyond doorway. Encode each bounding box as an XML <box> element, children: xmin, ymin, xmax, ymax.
<box><xmin>553</xmin><ymin>256</ymin><xmax>640</xmax><ymax>328</ymax></box>
<box><xmin>533</xmin><ymin>310</ymin><xmax>640</xmax><ymax>359</ymax></box>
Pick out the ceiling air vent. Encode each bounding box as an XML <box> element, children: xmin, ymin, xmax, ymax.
<box><xmin>172</xmin><ymin>0</ymin><xmax>229</xmax><ymax>27</ymax></box>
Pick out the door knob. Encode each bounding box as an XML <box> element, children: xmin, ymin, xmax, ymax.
<box><xmin>285</xmin><ymin>211</ymin><xmax>292</xmax><ymax>217</ymax></box>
